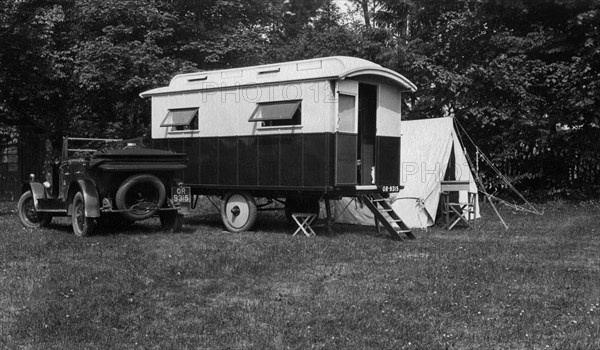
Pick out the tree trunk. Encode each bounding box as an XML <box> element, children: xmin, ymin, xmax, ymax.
<box><xmin>361</xmin><ymin>0</ymin><xmax>371</xmax><ymax>28</ymax></box>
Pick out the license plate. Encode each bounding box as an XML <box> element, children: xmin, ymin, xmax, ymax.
<box><xmin>381</xmin><ymin>185</ymin><xmax>400</xmax><ymax>193</ymax></box>
<box><xmin>172</xmin><ymin>186</ymin><xmax>191</xmax><ymax>203</ymax></box>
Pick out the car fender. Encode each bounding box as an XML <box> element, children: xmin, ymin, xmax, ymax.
<box><xmin>67</xmin><ymin>180</ymin><xmax>100</xmax><ymax>218</ymax></box>
<box><xmin>22</xmin><ymin>182</ymin><xmax>46</xmax><ymax>210</ymax></box>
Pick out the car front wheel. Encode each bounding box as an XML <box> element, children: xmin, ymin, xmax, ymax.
<box><xmin>17</xmin><ymin>190</ymin><xmax>51</xmax><ymax>229</ymax></box>
<box><xmin>72</xmin><ymin>192</ymin><xmax>95</xmax><ymax>237</ymax></box>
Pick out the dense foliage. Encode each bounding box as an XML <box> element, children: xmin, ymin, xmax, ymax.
<box><xmin>1</xmin><ymin>0</ymin><xmax>599</xmax><ymax>196</ymax></box>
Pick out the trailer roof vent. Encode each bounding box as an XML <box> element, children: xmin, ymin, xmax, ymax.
<box><xmin>187</xmin><ymin>75</ymin><xmax>207</xmax><ymax>83</ymax></box>
<box><xmin>257</xmin><ymin>67</ymin><xmax>280</xmax><ymax>75</ymax></box>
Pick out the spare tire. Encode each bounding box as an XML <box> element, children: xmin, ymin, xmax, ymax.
<box><xmin>115</xmin><ymin>174</ymin><xmax>166</xmax><ymax>221</ymax></box>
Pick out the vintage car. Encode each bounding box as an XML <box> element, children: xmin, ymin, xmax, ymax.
<box><xmin>17</xmin><ymin>137</ymin><xmax>188</xmax><ymax>236</ymax></box>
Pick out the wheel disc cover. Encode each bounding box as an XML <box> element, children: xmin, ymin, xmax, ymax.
<box><xmin>224</xmin><ymin>194</ymin><xmax>250</xmax><ymax>229</ymax></box>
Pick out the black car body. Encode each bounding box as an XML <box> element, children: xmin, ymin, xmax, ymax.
<box><xmin>17</xmin><ymin>137</ymin><xmax>188</xmax><ymax>236</ymax></box>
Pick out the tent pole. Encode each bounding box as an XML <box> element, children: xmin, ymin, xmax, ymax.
<box><xmin>486</xmin><ymin>194</ymin><xmax>509</xmax><ymax>230</ymax></box>
<box><xmin>476</xmin><ymin>148</ymin><xmax>480</xmax><ymax>178</ymax></box>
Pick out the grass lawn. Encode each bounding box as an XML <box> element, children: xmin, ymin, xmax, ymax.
<box><xmin>1</xmin><ymin>199</ymin><xmax>599</xmax><ymax>349</ymax></box>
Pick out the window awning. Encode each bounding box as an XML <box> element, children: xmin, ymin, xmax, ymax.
<box><xmin>161</xmin><ymin>108</ymin><xmax>198</xmax><ymax>127</ymax></box>
<box><xmin>248</xmin><ymin>101</ymin><xmax>301</xmax><ymax>122</ymax></box>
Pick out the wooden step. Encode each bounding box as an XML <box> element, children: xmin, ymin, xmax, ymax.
<box><xmin>359</xmin><ymin>194</ymin><xmax>415</xmax><ymax>241</ymax></box>
<box><xmin>396</xmin><ymin>229</ymin><xmax>412</xmax><ymax>234</ymax></box>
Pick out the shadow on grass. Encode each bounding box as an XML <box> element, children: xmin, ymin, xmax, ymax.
<box><xmin>180</xmin><ymin>210</ymin><xmax>388</xmax><ymax>239</ymax></box>
<box><xmin>44</xmin><ymin>216</ymin><xmax>201</xmax><ymax>237</ymax></box>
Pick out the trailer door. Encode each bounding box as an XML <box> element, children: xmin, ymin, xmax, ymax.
<box><xmin>358</xmin><ymin>83</ymin><xmax>377</xmax><ymax>185</ymax></box>
<box><xmin>335</xmin><ymin>82</ymin><xmax>358</xmax><ymax>186</ymax></box>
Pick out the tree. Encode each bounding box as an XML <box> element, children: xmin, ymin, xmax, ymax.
<box><xmin>163</xmin><ymin>0</ymin><xmax>277</xmax><ymax>68</ymax></box>
<box><xmin>2</xmin><ymin>0</ymin><xmax>598</xmax><ymax>195</ymax></box>
<box><xmin>268</xmin><ymin>1</ymin><xmax>361</xmax><ymax>62</ymax></box>
<box><xmin>59</xmin><ymin>0</ymin><xmax>199</xmax><ymax>139</ymax></box>
<box><xmin>0</xmin><ymin>1</ymin><xmax>66</xmax><ymax>126</ymax></box>
<box><xmin>279</xmin><ymin>0</ymin><xmax>331</xmax><ymax>37</ymax></box>
<box><xmin>402</xmin><ymin>0</ymin><xmax>600</xmax><ymax>192</ymax></box>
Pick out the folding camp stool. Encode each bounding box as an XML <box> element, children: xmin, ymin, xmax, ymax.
<box><xmin>292</xmin><ymin>213</ymin><xmax>317</xmax><ymax>237</ymax></box>
<box><xmin>440</xmin><ymin>181</ymin><xmax>477</xmax><ymax>230</ymax></box>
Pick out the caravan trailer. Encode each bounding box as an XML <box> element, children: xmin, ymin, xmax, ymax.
<box><xmin>140</xmin><ymin>56</ymin><xmax>417</xmax><ymax>236</ymax></box>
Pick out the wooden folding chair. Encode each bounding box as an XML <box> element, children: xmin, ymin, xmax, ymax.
<box><xmin>291</xmin><ymin>213</ymin><xmax>317</xmax><ymax>237</ymax></box>
<box><xmin>440</xmin><ymin>181</ymin><xmax>477</xmax><ymax>230</ymax></box>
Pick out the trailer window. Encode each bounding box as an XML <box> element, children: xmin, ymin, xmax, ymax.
<box><xmin>338</xmin><ymin>94</ymin><xmax>356</xmax><ymax>133</ymax></box>
<box><xmin>248</xmin><ymin>100</ymin><xmax>301</xmax><ymax>127</ymax></box>
<box><xmin>161</xmin><ymin>108</ymin><xmax>199</xmax><ymax>131</ymax></box>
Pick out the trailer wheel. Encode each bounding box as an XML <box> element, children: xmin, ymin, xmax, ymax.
<box><xmin>17</xmin><ymin>190</ymin><xmax>51</xmax><ymax>229</ymax></box>
<box><xmin>221</xmin><ymin>192</ymin><xmax>257</xmax><ymax>233</ymax></box>
<box><xmin>115</xmin><ymin>174</ymin><xmax>166</xmax><ymax>221</ymax></box>
<box><xmin>72</xmin><ymin>192</ymin><xmax>96</xmax><ymax>237</ymax></box>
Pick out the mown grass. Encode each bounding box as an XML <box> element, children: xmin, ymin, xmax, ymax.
<box><xmin>1</xmin><ymin>200</ymin><xmax>599</xmax><ymax>349</ymax></box>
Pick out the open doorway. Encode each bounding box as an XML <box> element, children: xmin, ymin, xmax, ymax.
<box><xmin>357</xmin><ymin>83</ymin><xmax>377</xmax><ymax>185</ymax></box>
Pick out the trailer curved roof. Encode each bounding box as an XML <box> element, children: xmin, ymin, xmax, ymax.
<box><xmin>140</xmin><ymin>56</ymin><xmax>417</xmax><ymax>98</ymax></box>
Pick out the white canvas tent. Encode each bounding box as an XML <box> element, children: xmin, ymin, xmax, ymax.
<box><xmin>329</xmin><ymin>117</ymin><xmax>480</xmax><ymax>228</ymax></box>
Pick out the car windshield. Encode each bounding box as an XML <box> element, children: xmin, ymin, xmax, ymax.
<box><xmin>65</xmin><ymin>137</ymin><xmax>144</xmax><ymax>159</ymax></box>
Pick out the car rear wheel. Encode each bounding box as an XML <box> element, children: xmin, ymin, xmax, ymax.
<box><xmin>115</xmin><ymin>174</ymin><xmax>166</xmax><ymax>221</ymax></box>
<box><xmin>72</xmin><ymin>192</ymin><xmax>95</xmax><ymax>237</ymax></box>
<box><xmin>17</xmin><ymin>190</ymin><xmax>52</xmax><ymax>229</ymax></box>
